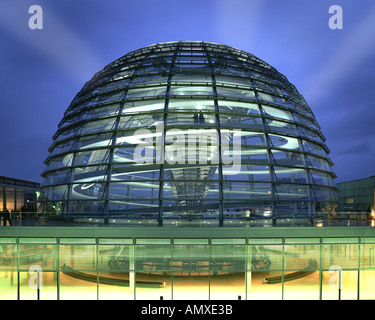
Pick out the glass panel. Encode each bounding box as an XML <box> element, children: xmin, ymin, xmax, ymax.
<box><xmin>222</xmin><ymin>165</ymin><xmax>271</xmax><ymax>182</ymax></box>
<box><xmin>68</xmin><ymin>200</ymin><xmax>106</xmax><ymax>214</ymax></box>
<box><xmin>73</xmin><ymin>149</ymin><xmax>110</xmax><ymax>166</ymax></box>
<box><xmin>59</xmin><ymin>244</ymin><xmax>97</xmax><ymax>270</ymax></box>
<box><xmin>312</xmin><ymin>187</ymin><xmax>336</xmax><ymax>202</ymax></box>
<box><xmin>210</xmin><ymin>245</ymin><xmax>246</xmax><ymax>300</ymax></box>
<box><xmin>59</xmin><ymin>271</ymin><xmax>97</xmax><ymax>300</ymax></box>
<box><xmin>299</xmin><ymin>126</ymin><xmax>324</xmax><ymax>144</ymax></box>
<box><xmin>311</xmin><ymin>170</ymin><xmax>335</xmax><ymax>187</ymax></box>
<box><xmin>302</xmin><ymin>140</ymin><xmax>328</xmax><ymax>158</ymax></box>
<box><xmin>305</xmin><ymin>155</ymin><xmax>330</xmax><ymax>173</ymax></box>
<box><xmin>16</xmin><ymin>189</ymin><xmax>25</xmax><ymax>211</ymax></box>
<box><xmin>359</xmin><ymin>269</ymin><xmax>375</xmax><ymax>300</ymax></box>
<box><xmin>248</xmin><ymin>244</ymin><xmax>283</xmax><ymax>299</ymax></box>
<box><xmin>322</xmin><ymin>243</ymin><xmax>359</xmax><ymax>269</ymax></box>
<box><xmin>112</xmin><ymin>165</ymin><xmax>160</xmax><ymax>181</ymax></box>
<box><xmin>108</xmin><ymin>200</ymin><xmax>159</xmax><ymax>218</ymax></box>
<box><xmin>80</xmin><ymin>118</ymin><xmax>116</xmax><ymax>135</ymax></box>
<box><xmin>321</xmin><ymin>270</ymin><xmax>358</xmax><ymax>300</ymax></box>
<box><xmin>5</xmin><ymin>187</ymin><xmax>15</xmax><ymax>211</ymax></box>
<box><xmin>283</xmin><ymin>244</ymin><xmax>320</xmax><ymax>300</ymax></box>
<box><xmin>172</xmin><ymin>245</ymin><xmax>209</xmax><ymax>300</ymax></box>
<box><xmin>293</xmin><ymin>113</ymin><xmax>319</xmax><ymax>130</ymax></box>
<box><xmin>59</xmin><ymin>111</ymin><xmax>87</xmax><ymax>128</ymax></box>
<box><xmin>45</xmin><ymin>154</ymin><xmax>73</xmax><ymax>172</ymax></box>
<box><xmin>164</xmin><ymin>165</ymin><xmax>218</xmax><ymax>181</ymax></box>
<box><xmin>75</xmin><ymin>133</ymin><xmax>112</xmax><ymax>151</ymax></box>
<box><xmin>168</xmin><ymin>99</ymin><xmax>215</xmax><ymax>112</ymax></box>
<box><xmin>19</xmin><ymin>244</ymin><xmax>57</xmax><ymax>271</ymax></box>
<box><xmin>19</xmin><ymin>271</ymin><xmax>57</xmax><ymax>300</ymax></box>
<box><xmin>98</xmin><ymin>271</ymin><xmax>132</xmax><ymax>300</ymax></box>
<box><xmin>59</xmin><ymin>244</ymin><xmax>97</xmax><ymax>300</ymax></box>
<box><xmin>55</xmin><ymin>124</ymin><xmax>83</xmax><ymax>142</ymax></box>
<box><xmin>163</xmin><ymin>181</ymin><xmax>219</xmax><ymax>199</ymax></box>
<box><xmin>262</xmin><ymin>105</ymin><xmax>293</xmax><ymax>121</ymax></box>
<box><xmin>269</xmin><ymin>134</ymin><xmax>300</xmax><ymax>150</ymax></box>
<box><xmin>109</xmin><ymin>181</ymin><xmax>159</xmax><ymax>199</ymax></box>
<box><xmin>122</xmin><ymin>100</ymin><xmax>165</xmax><ymax>113</ymax></box>
<box><xmin>215</xmin><ymin>75</ymin><xmax>251</xmax><ymax>87</ymax></box>
<box><xmin>118</xmin><ymin>113</ymin><xmax>164</xmax><ymax>130</ymax></box>
<box><xmin>172</xmin><ymin>73</ymin><xmax>211</xmax><ymax>84</ymax></box>
<box><xmin>0</xmin><ymin>187</ymin><xmax>3</xmax><ymax>211</ymax></box>
<box><xmin>169</xmin><ymin>86</ymin><xmax>213</xmax><ymax>96</ymax></box>
<box><xmin>0</xmin><ymin>271</ymin><xmax>17</xmax><ymax>300</ymax></box>
<box><xmin>248</xmin><ymin>271</ymin><xmax>282</xmax><ymax>300</ymax></box>
<box><xmin>113</xmin><ymin>147</ymin><xmax>137</xmax><ymax>164</ymax></box>
<box><xmin>274</xmin><ymin>167</ymin><xmax>307</xmax><ymax>184</ymax></box>
<box><xmin>126</xmin><ymin>86</ymin><xmax>166</xmax><ymax>99</ymax></box>
<box><xmin>266</xmin><ymin>119</ymin><xmax>298</xmax><ymax>135</ymax></box>
<box><xmin>237</xmin><ymin>132</ymin><xmax>266</xmax><ymax>147</ymax></box>
<box><xmin>98</xmin><ymin>244</ymin><xmax>132</xmax><ymax>300</ymax></box>
<box><xmin>167</xmin><ymin>112</ymin><xmax>216</xmax><ymax>126</ymax></box>
<box><xmin>276</xmin><ymin>184</ymin><xmax>310</xmax><ymax>201</ymax></box>
<box><xmin>50</xmin><ymin>139</ymin><xmax>76</xmax><ymax>156</ymax></box>
<box><xmin>216</xmin><ymin>87</ymin><xmax>255</xmax><ymax>99</ymax></box>
<box><xmin>135</xmin><ymin>245</ymin><xmax>172</xmax><ymax>300</ymax></box>
<box><xmin>70</xmin><ymin>182</ymin><xmax>107</xmax><ymax>200</ymax></box>
<box><xmin>223</xmin><ymin>182</ymin><xmax>272</xmax><ymax>200</ymax></box>
<box><xmin>42</xmin><ymin>185</ymin><xmax>68</xmax><ymax>201</ymax></box>
<box><xmin>219</xmin><ymin>114</ymin><xmax>262</xmax><ymax>130</ymax></box>
<box><xmin>132</xmin><ymin>74</ymin><xmax>169</xmax><ymax>85</ymax></box>
<box><xmin>360</xmin><ymin>243</ymin><xmax>375</xmax><ymax>299</ymax></box>
<box><xmin>116</xmin><ymin>128</ymin><xmax>162</xmax><ymax>149</ymax></box>
<box><xmin>0</xmin><ymin>244</ymin><xmax>17</xmax><ymax>270</ymax></box>
<box><xmin>272</xmin><ymin>150</ymin><xmax>303</xmax><ymax>167</ymax></box>
<box><xmin>86</xmin><ymin>103</ymin><xmax>120</xmax><ymax>120</ymax></box>
<box><xmin>44</xmin><ymin>169</ymin><xmax>71</xmax><ymax>186</ymax></box>
<box><xmin>89</xmin><ymin>90</ymin><xmax>124</xmax><ymax>105</ymax></box>
<box><xmin>218</xmin><ymin>101</ymin><xmax>260</xmax><ymax>115</ymax></box>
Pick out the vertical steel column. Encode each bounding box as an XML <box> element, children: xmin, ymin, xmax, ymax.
<box><xmin>258</xmin><ymin>103</ymin><xmax>278</xmax><ymax>223</ymax></box>
<box><xmin>103</xmin><ymin>94</ymin><xmax>127</xmax><ymax>223</ymax></box>
<box><xmin>246</xmin><ymin>244</ymin><xmax>252</xmax><ymax>300</ymax></box>
<box><xmin>281</xmin><ymin>237</ymin><xmax>285</xmax><ymax>300</ymax></box>
<box><xmin>16</xmin><ymin>237</ymin><xmax>20</xmax><ymax>300</ymax></box>
<box><xmin>248</xmin><ymin>70</ymin><xmax>278</xmax><ymax>222</ymax></box>
<box><xmin>13</xmin><ymin>188</ymin><xmax>16</xmax><ymax>212</ymax></box>
<box><xmin>129</xmin><ymin>243</ymin><xmax>135</xmax><ymax>299</ymax></box>
<box><xmin>64</xmin><ymin>154</ymin><xmax>76</xmax><ymax>216</ymax></box>
<box><xmin>319</xmin><ymin>237</ymin><xmax>323</xmax><ymax>300</ymax></box>
<box><xmin>206</xmin><ymin>44</ymin><xmax>224</xmax><ymax>226</ymax></box>
<box><xmin>57</xmin><ymin>237</ymin><xmax>60</xmax><ymax>300</ymax></box>
<box><xmin>297</xmin><ymin>138</ymin><xmax>315</xmax><ymax>221</ymax></box>
<box><xmin>357</xmin><ymin>238</ymin><xmax>361</xmax><ymax>300</ymax></box>
<box><xmin>96</xmin><ymin>238</ymin><xmax>99</xmax><ymax>300</ymax></box>
<box><xmin>158</xmin><ymin>43</ymin><xmax>179</xmax><ymax>226</ymax></box>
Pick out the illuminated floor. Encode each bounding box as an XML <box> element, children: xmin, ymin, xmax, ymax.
<box><xmin>2</xmin><ymin>269</ymin><xmax>373</xmax><ymax>300</ymax></box>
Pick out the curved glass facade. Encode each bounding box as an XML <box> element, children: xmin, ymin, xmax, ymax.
<box><xmin>40</xmin><ymin>41</ymin><xmax>336</xmax><ymax>224</ymax></box>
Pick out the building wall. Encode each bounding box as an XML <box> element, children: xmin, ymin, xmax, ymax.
<box><xmin>0</xmin><ymin>176</ymin><xmax>40</xmax><ymax>213</ymax></box>
<box><xmin>336</xmin><ymin>176</ymin><xmax>375</xmax><ymax>212</ymax></box>
<box><xmin>1</xmin><ymin>226</ymin><xmax>375</xmax><ymax>300</ymax></box>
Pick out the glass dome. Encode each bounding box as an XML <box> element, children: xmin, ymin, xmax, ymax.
<box><xmin>40</xmin><ymin>41</ymin><xmax>337</xmax><ymax>225</ymax></box>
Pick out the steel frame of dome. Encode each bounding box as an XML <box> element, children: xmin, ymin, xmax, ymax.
<box><xmin>40</xmin><ymin>41</ymin><xmax>337</xmax><ymax>225</ymax></box>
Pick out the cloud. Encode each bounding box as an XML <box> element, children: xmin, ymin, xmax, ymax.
<box><xmin>0</xmin><ymin>1</ymin><xmax>103</xmax><ymax>84</ymax></box>
<box><xmin>303</xmin><ymin>3</ymin><xmax>375</xmax><ymax>105</ymax></box>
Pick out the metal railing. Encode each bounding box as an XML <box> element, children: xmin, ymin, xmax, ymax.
<box><xmin>1</xmin><ymin>210</ymin><xmax>374</xmax><ymax>227</ymax></box>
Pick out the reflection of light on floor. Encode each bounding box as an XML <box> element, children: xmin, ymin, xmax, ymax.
<box><xmin>1</xmin><ymin>270</ymin><xmax>375</xmax><ymax>300</ymax></box>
